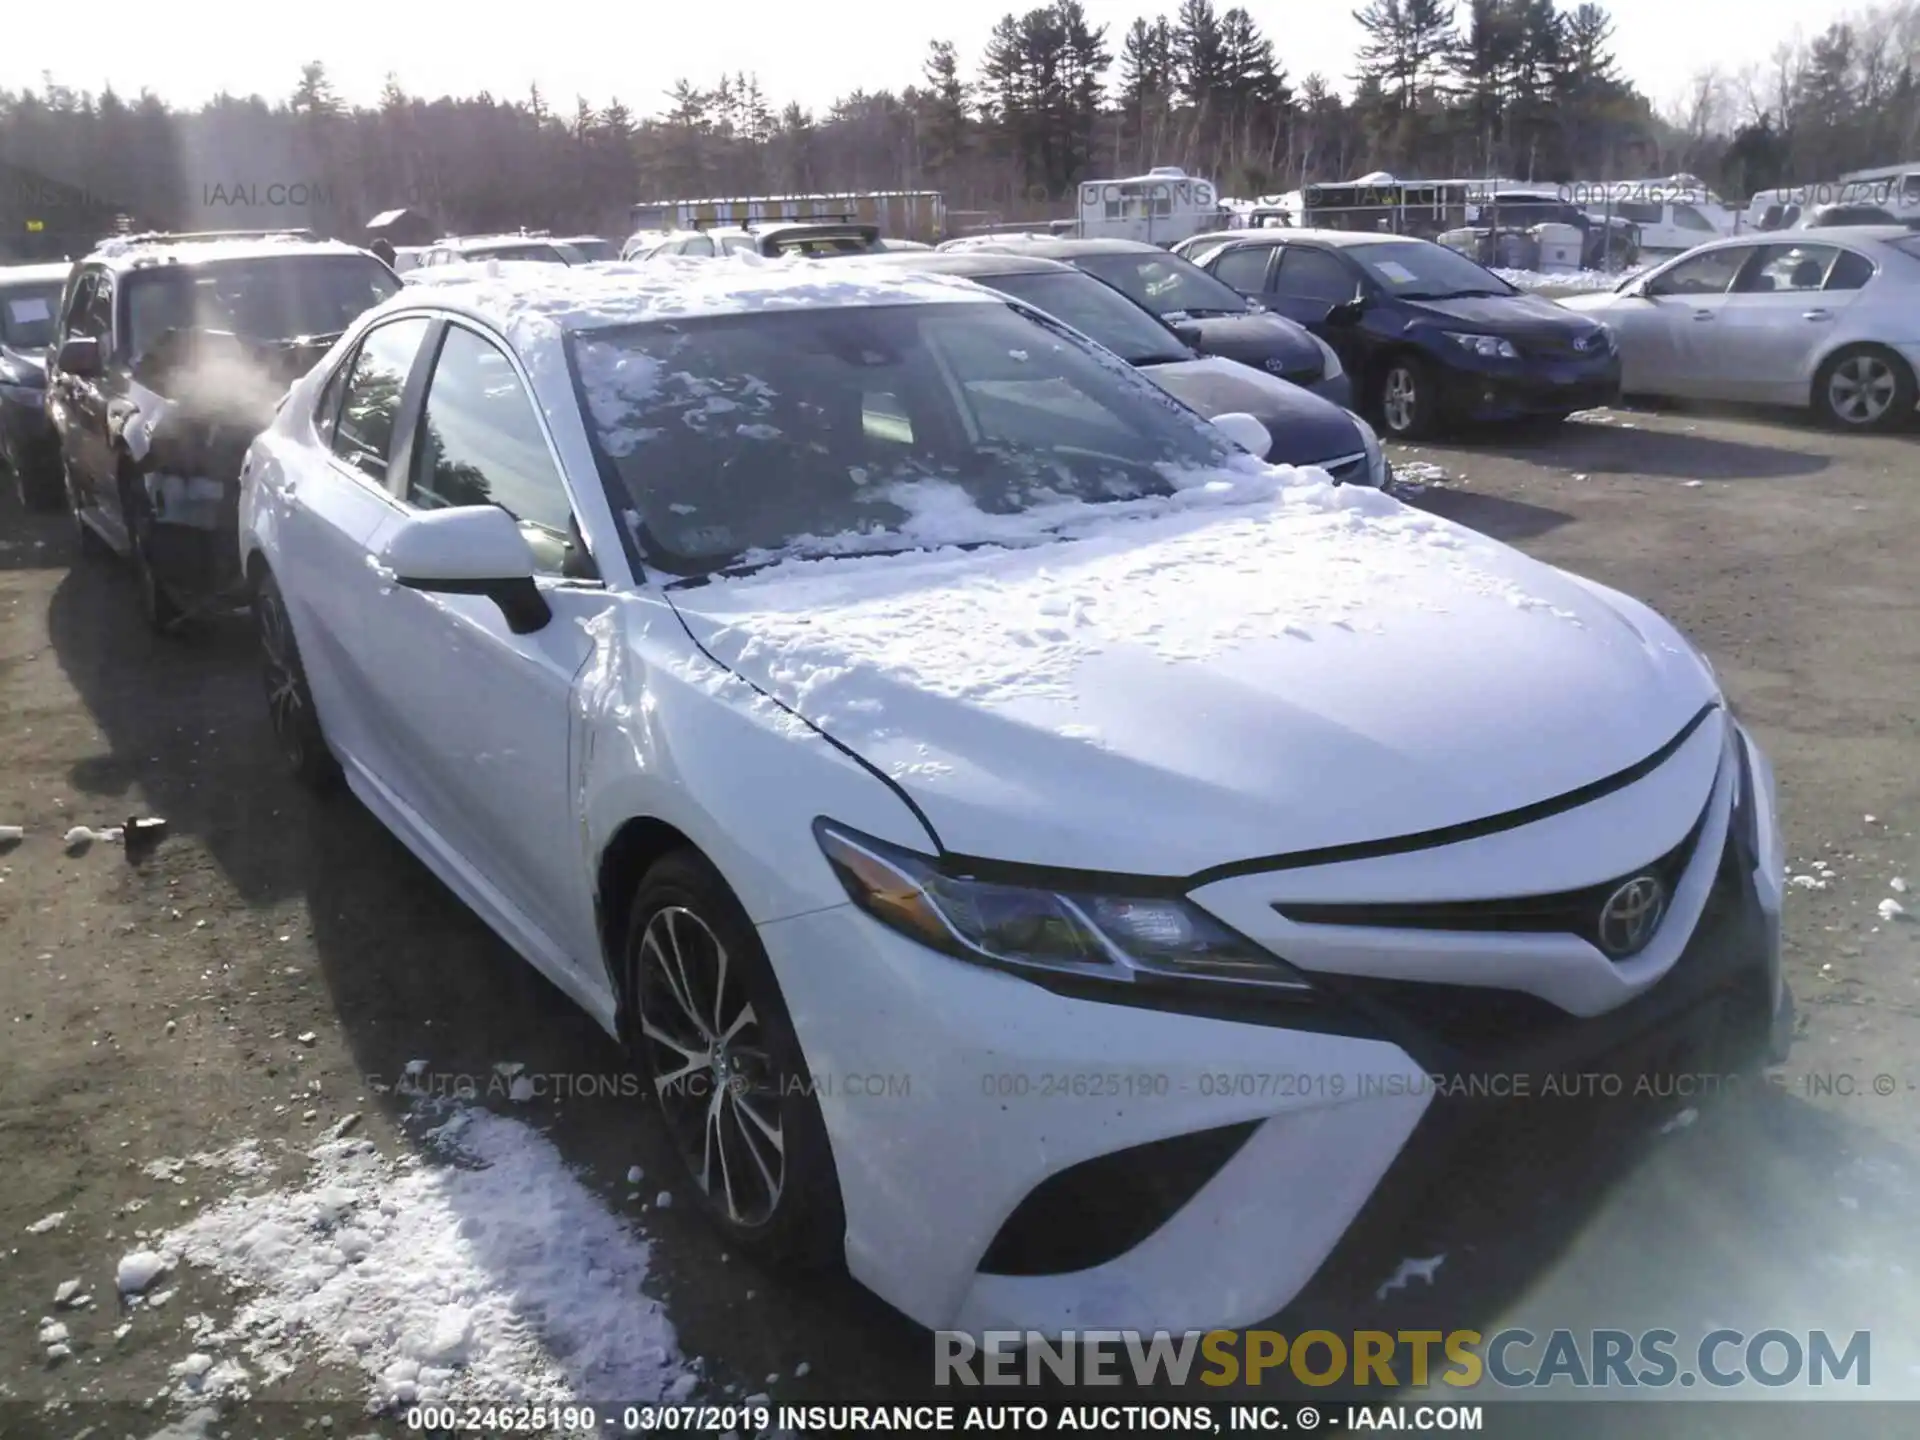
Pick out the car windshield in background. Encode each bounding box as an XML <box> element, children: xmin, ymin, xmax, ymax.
<box><xmin>1073</xmin><ymin>252</ymin><xmax>1253</xmax><ymax>318</ymax></box>
<box><xmin>0</xmin><ymin>284</ymin><xmax>64</xmax><ymax>348</ymax></box>
<box><xmin>124</xmin><ymin>255</ymin><xmax>401</xmax><ymax>358</ymax></box>
<box><xmin>980</xmin><ymin>270</ymin><xmax>1192</xmax><ymax>365</ymax></box>
<box><xmin>566</xmin><ymin>239</ymin><xmax>617</xmax><ymax>262</ymax></box>
<box><xmin>569</xmin><ymin>300</ymin><xmax>1239</xmax><ymax>574</ymax></box>
<box><xmin>770</xmin><ymin>235</ymin><xmax>876</xmax><ymax>257</ymax></box>
<box><xmin>1348</xmin><ymin>240</ymin><xmax>1518</xmax><ymax>299</ymax></box>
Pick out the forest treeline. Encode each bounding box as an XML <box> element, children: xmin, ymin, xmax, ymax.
<box><xmin>3</xmin><ymin>0</ymin><xmax>1918</xmax><ymax>241</ymax></box>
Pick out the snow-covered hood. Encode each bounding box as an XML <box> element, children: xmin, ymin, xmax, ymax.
<box><xmin>664</xmin><ymin>474</ymin><xmax>1717</xmax><ymax>876</ymax></box>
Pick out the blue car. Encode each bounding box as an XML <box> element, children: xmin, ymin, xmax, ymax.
<box><xmin>1188</xmin><ymin>229</ymin><xmax>1623</xmax><ymax>439</ymax></box>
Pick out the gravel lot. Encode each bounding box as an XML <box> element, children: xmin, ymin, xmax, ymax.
<box><xmin>3</xmin><ymin>401</ymin><xmax>1919</xmax><ymax>1431</ymax></box>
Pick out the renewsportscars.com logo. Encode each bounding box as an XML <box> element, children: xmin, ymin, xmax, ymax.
<box><xmin>935</xmin><ymin>1329</ymin><xmax>1872</xmax><ymax>1390</ymax></box>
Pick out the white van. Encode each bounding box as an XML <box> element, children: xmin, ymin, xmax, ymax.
<box><xmin>1561</xmin><ymin>177</ymin><xmax>1737</xmax><ymax>253</ymax></box>
<box><xmin>1074</xmin><ymin>167</ymin><xmax>1226</xmax><ymax>246</ymax></box>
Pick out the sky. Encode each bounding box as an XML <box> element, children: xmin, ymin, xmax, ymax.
<box><xmin>0</xmin><ymin>0</ymin><xmax>1867</xmax><ymax>124</ymax></box>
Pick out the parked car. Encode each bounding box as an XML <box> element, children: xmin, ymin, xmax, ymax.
<box><xmin>0</xmin><ymin>261</ymin><xmax>71</xmax><ymax>509</ymax></box>
<box><xmin>238</xmin><ymin>258</ymin><xmax>1790</xmax><ymax>1336</ymax></box>
<box><xmin>630</xmin><ymin>222</ymin><xmax>887</xmax><ymax>260</ymax></box>
<box><xmin>414</xmin><ymin>233</ymin><xmax>589</xmax><ymax>268</ymax></box>
<box><xmin>942</xmin><ymin>236</ymin><xmax>1351</xmax><ymax>407</ymax></box>
<box><xmin>46</xmin><ymin>231</ymin><xmax>401</xmax><ymax>629</ymax></box>
<box><xmin>1797</xmin><ymin>203</ymin><xmax>1920</xmax><ymax>231</ymax></box>
<box><xmin>1183</xmin><ymin>229</ymin><xmax>1621</xmax><ymax>438</ymax></box>
<box><xmin>857</xmin><ymin>249</ymin><xmax>1386</xmax><ymax>485</ymax></box>
<box><xmin>1558</xmin><ymin>227</ymin><xmax>1920</xmax><ymax>431</ymax></box>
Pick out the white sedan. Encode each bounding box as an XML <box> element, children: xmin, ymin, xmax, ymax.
<box><xmin>1558</xmin><ymin>226</ymin><xmax>1920</xmax><ymax>430</ymax></box>
<box><xmin>237</xmin><ymin>257</ymin><xmax>1792</xmax><ymax>1335</ymax></box>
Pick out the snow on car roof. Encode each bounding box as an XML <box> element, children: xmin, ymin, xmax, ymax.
<box><xmin>400</xmin><ymin>254</ymin><xmax>992</xmax><ymax>346</ymax></box>
<box><xmin>87</xmin><ymin>234</ymin><xmax>372</xmax><ymax>269</ymax></box>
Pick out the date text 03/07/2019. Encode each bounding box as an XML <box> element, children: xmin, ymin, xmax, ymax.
<box><xmin>522</xmin><ymin>1405</ymin><xmax>1489</xmax><ymax>1432</ymax></box>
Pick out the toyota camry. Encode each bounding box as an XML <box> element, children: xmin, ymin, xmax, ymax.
<box><xmin>236</xmin><ymin>256</ymin><xmax>1793</xmax><ymax>1336</ymax></box>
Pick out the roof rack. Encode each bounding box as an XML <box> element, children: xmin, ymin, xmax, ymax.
<box><xmin>108</xmin><ymin>229</ymin><xmax>320</xmax><ymax>246</ymax></box>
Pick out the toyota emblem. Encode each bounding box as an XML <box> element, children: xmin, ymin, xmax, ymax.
<box><xmin>1597</xmin><ymin>875</ymin><xmax>1668</xmax><ymax>958</ymax></box>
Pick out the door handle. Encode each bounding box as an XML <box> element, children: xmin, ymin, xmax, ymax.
<box><xmin>1802</xmin><ymin>309</ymin><xmax>1832</xmax><ymax>321</ymax></box>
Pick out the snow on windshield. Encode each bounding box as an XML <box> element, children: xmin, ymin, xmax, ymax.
<box><xmin>571</xmin><ymin>299</ymin><xmax>1241</xmax><ymax>569</ymax></box>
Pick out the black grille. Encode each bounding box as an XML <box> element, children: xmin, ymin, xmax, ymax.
<box><xmin>1273</xmin><ymin>796</ymin><xmax>1711</xmax><ymax>957</ymax></box>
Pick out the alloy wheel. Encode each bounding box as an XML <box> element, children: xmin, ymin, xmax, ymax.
<box><xmin>1827</xmin><ymin>354</ymin><xmax>1897</xmax><ymax>426</ymax></box>
<box><xmin>635</xmin><ymin>905</ymin><xmax>786</xmax><ymax>1228</ymax></box>
<box><xmin>1383</xmin><ymin>367</ymin><xmax>1418</xmax><ymax>433</ymax></box>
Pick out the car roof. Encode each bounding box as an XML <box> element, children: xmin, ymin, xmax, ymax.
<box><xmin>958</xmin><ymin>236</ymin><xmax>1166</xmax><ymax>257</ymax></box>
<box><xmin>853</xmin><ymin>251</ymin><xmax>1074</xmax><ymax>278</ymax></box>
<box><xmin>751</xmin><ymin>221</ymin><xmax>880</xmax><ymax>240</ymax></box>
<box><xmin>0</xmin><ymin>261</ymin><xmax>75</xmax><ymax>287</ymax></box>
<box><xmin>82</xmin><ymin>234</ymin><xmax>370</xmax><ymax>271</ymax></box>
<box><xmin>395</xmin><ymin>254</ymin><xmax>990</xmax><ymax>341</ymax></box>
<box><xmin>1709</xmin><ymin>224</ymin><xmax>1913</xmax><ymax>247</ymax></box>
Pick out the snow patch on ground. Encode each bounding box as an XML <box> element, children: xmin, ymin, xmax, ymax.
<box><xmin>155</xmin><ymin>1108</ymin><xmax>687</xmax><ymax>1411</ymax></box>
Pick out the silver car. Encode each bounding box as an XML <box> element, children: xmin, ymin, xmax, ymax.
<box><xmin>1558</xmin><ymin>226</ymin><xmax>1920</xmax><ymax>430</ymax></box>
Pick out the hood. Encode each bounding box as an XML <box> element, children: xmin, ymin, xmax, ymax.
<box><xmin>1140</xmin><ymin>355</ymin><xmax>1361</xmax><ymax>465</ymax></box>
<box><xmin>665</xmin><ymin>483</ymin><xmax>1717</xmax><ymax>876</ymax></box>
<box><xmin>1179</xmin><ymin>311</ymin><xmax>1325</xmax><ymax>376</ymax></box>
<box><xmin>1402</xmin><ymin>291</ymin><xmax>1609</xmax><ymax>345</ymax></box>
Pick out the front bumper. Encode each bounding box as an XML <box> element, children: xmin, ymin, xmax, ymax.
<box><xmin>1437</xmin><ymin>352</ymin><xmax>1622</xmax><ymax>421</ymax></box>
<box><xmin>760</xmin><ymin>720</ymin><xmax>1786</xmax><ymax>1338</ymax></box>
<box><xmin>139</xmin><ymin>422</ymin><xmax>253</xmax><ymax>603</ymax></box>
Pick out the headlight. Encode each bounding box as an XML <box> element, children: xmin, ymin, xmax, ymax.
<box><xmin>1594</xmin><ymin>321</ymin><xmax>1617</xmax><ymax>353</ymax></box>
<box><xmin>1309</xmin><ymin>331</ymin><xmax>1344</xmax><ymax>381</ymax></box>
<box><xmin>814</xmin><ymin>819</ymin><xmax>1311</xmax><ymax>994</ymax></box>
<box><xmin>1350</xmin><ymin>413</ymin><xmax>1388</xmax><ymax>487</ymax></box>
<box><xmin>1444</xmin><ymin>331</ymin><xmax>1519</xmax><ymax>360</ymax></box>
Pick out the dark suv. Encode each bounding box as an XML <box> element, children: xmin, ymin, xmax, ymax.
<box><xmin>1</xmin><ymin>261</ymin><xmax>72</xmax><ymax>509</ymax></box>
<box><xmin>46</xmin><ymin>231</ymin><xmax>400</xmax><ymax>629</ymax></box>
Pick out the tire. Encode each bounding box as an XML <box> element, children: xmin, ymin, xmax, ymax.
<box><xmin>252</xmin><ymin>568</ymin><xmax>343</xmax><ymax>792</ymax></box>
<box><xmin>120</xmin><ymin>471</ymin><xmax>185</xmax><ymax>633</ymax></box>
<box><xmin>623</xmin><ymin>849</ymin><xmax>845</xmax><ymax>1269</ymax></box>
<box><xmin>1376</xmin><ymin>353</ymin><xmax>1438</xmax><ymax>440</ymax></box>
<box><xmin>1813</xmin><ymin>345</ymin><xmax>1915</xmax><ymax>433</ymax></box>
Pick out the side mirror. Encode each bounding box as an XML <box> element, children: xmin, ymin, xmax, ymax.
<box><xmin>57</xmin><ymin>335</ymin><xmax>102</xmax><ymax>377</ymax></box>
<box><xmin>1211</xmin><ymin>411</ymin><xmax>1273</xmax><ymax>457</ymax></box>
<box><xmin>1169</xmin><ymin>319</ymin><xmax>1205</xmax><ymax>347</ymax></box>
<box><xmin>1325</xmin><ymin>298</ymin><xmax>1366</xmax><ymax>327</ymax></box>
<box><xmin>379</xmin><ymin>506</ymin><xmax>552</xmax><ymax>634</ymax></box>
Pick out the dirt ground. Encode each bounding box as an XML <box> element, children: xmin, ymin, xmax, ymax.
<box><xmin>3</xmin><ymin>400</ymin><xmax>1919</xmax><ymax>1433</ymax></box>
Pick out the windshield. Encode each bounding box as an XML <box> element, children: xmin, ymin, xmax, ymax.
<box><xmin>1346</xmin><ymin>240</ymin><xmax>1518</xmax><ymax>299</ymax></box>
<box><xmin>0</xmin><ymin>284</ymin><xmax>65</xmax><ymax>349</ymax></box>
<box><xmin>570</xmin><ymin>300</ymin><xmax>1241</xmax><ymax>575</ymax></box>
<box><xmin>979</xmin><ymin>270</ymin><xmax>1191</xmax><ymax>365</ymax></box>
<box><xmin>566</xmin><ymin>239</ymin><xmax>616</xmax><ymax>262</ymax></box>
<box><xmin>124</xmin><ymin>255</ymin><xmax>400</xmax><ymax>358</ymax></box>
<box><xmin>1072</xmin><ymin>251</ymin><xmax>1253</xmax><ymax>318</ymax></box>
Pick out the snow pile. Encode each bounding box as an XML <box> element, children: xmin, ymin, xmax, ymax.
<box><xmin>157</xmin><ymin>1108</ymin><xmax>686</xmax><ymax>1410</ymax></box>
<box><xmin>1496</xmin><ymin>265</ymin><xmax>1646</xmax><ymax>293</ymax></box>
